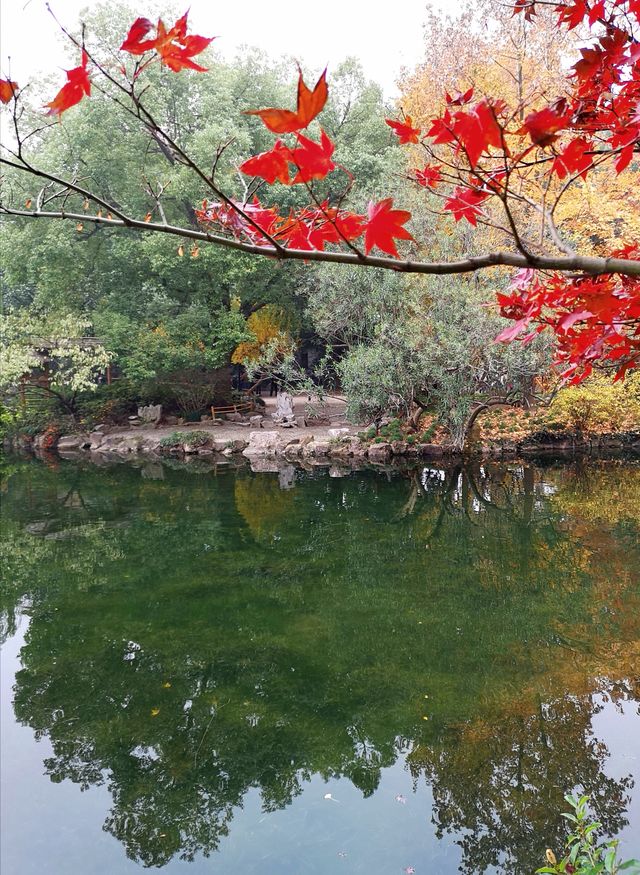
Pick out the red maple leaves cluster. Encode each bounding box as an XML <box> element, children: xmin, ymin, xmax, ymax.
<box><xmin>0</xmin><ymin>12</ymin><xmax>213</xmax><ymax>117</ymax></box>
<box><xmin>226</xmin><ymin>70</ymin><xmax>414</xmax><ymax>256</ymax></box>
<box><xmin>496</xmin><ymin>244</ymin><xmax>640</xmax><ymax>381</ymax></box>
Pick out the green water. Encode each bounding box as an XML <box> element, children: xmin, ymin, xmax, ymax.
<box><xmin>1</xmin><ymin>456</ymin><xmax>639</xmax><ymax>875</ymax></box>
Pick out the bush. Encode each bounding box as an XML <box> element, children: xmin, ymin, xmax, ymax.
<box><xmin>159</xmin><ymin>430</ymin><xmax>211</xmax><ymax>449</ymax></box>
<box><xmin>544</xmin><ymin>375</ymin><xmax>640</xmax><ymax>434</ymax></box>
<box><xmin>536</xmin><ymin>793</ymin><xmax>640</xmax><ymax>875</ymax></box>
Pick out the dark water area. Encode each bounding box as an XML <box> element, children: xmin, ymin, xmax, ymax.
<box><xmin>1</xmin><ymin>456</ymin><xmax>639</xmax><ymax>875</ymax></box>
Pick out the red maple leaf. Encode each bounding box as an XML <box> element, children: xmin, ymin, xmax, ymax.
<box><xmin>239</xmin><ymin>141</ymin><xmax>293</xmax><ymax>185</ymax></box>
<box><xmin>521</xmin><ymin>104</ymin><xmax>571</xmax><ymax>146</ymax></box>
<box><xmin>364</xmin><ymin>198</ymin><xmax>413</xmax><ymax>257</ymax></box>
<box><xmin>413</xmin><ymin>164</ymin><xmax>443</xmax><ymax>188</ymax></box>
<box><xmin>0</xmin><ymin>78</ymin><xmax>18</xmax><ymax>103</ymax></box>
<box><xmin>120</xmin><ymin>17</ymin><xmax>156</xmax><ymax>54</ymax></box>
<box><xmin>246</xmin><ymin>69</ymin><xmax>328</xmax><ymax>134</ymax></box>
<box><xmin>45</xmin><ymin>50</ymin><xmax>91</xmax><ymax>116</ymax></box>
<box><xmin>443</xmin><ymin>186</ymin><xmax>490</xmax><ymax>226</ymax></box>
<box><xmin>386</xmin><ymin>115</ymin><xmax>422</xmax><ymax>144</ymax></box>
<box><xmin>289</xmin><ymin>129</ymin><xmax>335</xmax><ymax>183</ymax></box>
<box><xmin>551</xmin><ymin>137</ymin><xmax>593</xmax><ymax>179</ymax></box>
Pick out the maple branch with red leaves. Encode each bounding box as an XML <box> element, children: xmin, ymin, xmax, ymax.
<box><xmin>1</xmin><ymin>0</ymin><xmax>639</xmax><ymax>381</ymax></box>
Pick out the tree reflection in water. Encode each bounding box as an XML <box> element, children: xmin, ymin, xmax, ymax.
<box><xmin>1</xmin><ymin>457</ymin><xmax>639</xmax><ymax>872</ymax></box>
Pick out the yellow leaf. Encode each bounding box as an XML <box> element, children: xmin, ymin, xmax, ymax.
<box><xmin>25</xmin><ymin>198</ymin><xmax>32</xmax><ymax>209</ymax></box>
<box><xmin>76</xmin><ymin>222</ymin><xmax>84</xmax><ymax>232</ymax></box>
<box><xmin>177</xmin><ymin>245</ymin><xmax>184</xmax><ymax>257</ymax></box>
<box><xmin>144</xmin><ymin>212</ymin><xmax>152</xmax><ymax>222</ymax></box>
<box><xmin>151</xmin><ymin>707</ymin><xmax>160</xmax><ymax>717</ymax></box>
<box><xmin>162</xmin><ymin>682</ymin><xmax>171</xmax><ymax>688</ymax></box>
<box><xmin>546</xmin><ymin>849</ymin><xmax>557</xmax><ymax>866</ymax></box>
<box><xmin>190</xmin><ymin>244</ymin><xmax>199</xmax><ymax>258</ymax></box>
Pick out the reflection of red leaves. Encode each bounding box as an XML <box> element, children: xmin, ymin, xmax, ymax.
<box><xmin>522</xmin><ymin>105</ymin><xmax>571</xmax><ymax>146</ymax></box>
<box><xmin>45</xmin><ymin>50</ymin><xmax>91</xmax><ymax>116</ymax></box>
<box><xmin>246</xmin><ymin>69</ymin><xmax>328</xmax><ymax>133</ymax></box>
<box><xmin>364</xmin><ymin>198</ymin><xmax>413</xmax><ymax>257</ymax></box>
<box><xmin>386</xmin><ymin>115</ymin><xmax>421</xmax><ymax>144</ymax></box>
<box><xmin>239</xmin><ymin>141</ymin><xmax>293</xmax><ymax>185</ymax></box>
<box><xmin>0</xmin><ymin>78</ymin><xmax>18</xmax><ymax>103</ymax></box>
<box><xmin>289</xmin><ymin>129</ymin><xmax>335</xmax><ymax>183</ymax></box>
<box><xmin>120</xmin><ymin>12</ymin><xmax>213</xmax><ymax>72</ymax></box>
<box><xmin>413</xmin><ymin>164</ymin><xmax>442</xmax><ymax>188</ymax></box>
<box><xmin>443</xmin><ymin>185</ymin><xmax>490</xmax><ymax>226</ymax></box>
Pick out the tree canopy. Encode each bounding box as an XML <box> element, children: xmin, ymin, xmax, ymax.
<box><xmin>1</xmin><ymin>0</ymin><xmax>638</xmax><ymax>381</ymax></box>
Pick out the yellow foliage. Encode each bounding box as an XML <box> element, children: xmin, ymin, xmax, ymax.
<box><xmin>546</xmin><ymin>375</ymin><xmax>640</xmax><ymax>434</ymax></box>
<box><xmin>231</xmin><ymin>305</ymin><xmax>292</xmax><ymax>364</ymax></box>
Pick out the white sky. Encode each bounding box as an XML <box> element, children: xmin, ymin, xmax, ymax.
<box><xmin>0</xmin><ymin>0</ymin><xmax>462</xmax><ymax>96</ymax></box>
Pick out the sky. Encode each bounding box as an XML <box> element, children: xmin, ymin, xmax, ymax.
<box><xmin>0</xmin><ymin>0</ymin><xmax>462</xmax><ymax>96</ymax></box>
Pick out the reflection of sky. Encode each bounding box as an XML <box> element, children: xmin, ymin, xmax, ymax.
<box><xmin>2</xmin><ymin>617</ymin><xmax>640</xmax><ymax>875</ymax></box>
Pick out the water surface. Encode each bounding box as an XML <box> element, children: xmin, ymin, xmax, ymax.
<box><xmin>1</xmin><ymin>457</ymin><xmax>639</xmax><ymax>874</ymax></box>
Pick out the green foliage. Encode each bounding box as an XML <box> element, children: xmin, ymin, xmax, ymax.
<box><xmin>536</xmin><ymin>794</ymin><xmax>640</xmax><ymax>875</ymax></box>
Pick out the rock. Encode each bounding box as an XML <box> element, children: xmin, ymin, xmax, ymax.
<box><xmin>367</xmin><ymin>442</ymin><xmax>391</xmax><ymax>463</ymax></box>
<box><xmin>225</xmin><ymin>439</ymin><xmax>249</xmax><ymax>453</ymax></box>
<box><xmin>417</xmin><ymin>443</ymin><xmax>444</xmax><ymax>457</ymax></box>
<box><xmin>304</xmin><ymin>440</ymin><xmax>330</xmax><ymax>457</ymax></box>
<box><xmin>295</xmin><ymin>416</ymin><xmax>306</xmax><ymax>428</ymax></box>
<box><xmin>283</xmin><ymin>443</ymin><xmax>303</xmax><ymax>459</ymax></box>
<box><xmin>209</xmin><ymin>418</ymin><xmax>224</xmax><ymax>427</ymax></box>
<box><xmin>328</xmin><ymin>427</ymin><xmax>350</xmax><ymax>439</ymax></box>
<box><xmin>390</xmin><ymin>440</ymin><xmax>408</xmax><ymax>455</ymax></box>
<box><xmin>226</xmin><ymin>412</ymin><xmax>244</xmax><ymax>422</ymax></box>
<box><xmin>200</xmin><ymin>415</ymin><xmax>211</xmax><ymax>422</ymax></box>
<box><xmin>138</xmin><ymin>404</ymin><xmax>162</xmax><ymax>424</ymax></box>
<box><xmin>164</xmin><ymin>415</ymin><xmax>180</xmax><ymax>426</ymax></box>
<box><xmin>93</xmin><ymin>423</ymin><xmax>109</xmax><ymax>433</ymax></box>
<box><xmin>242</xmin><ymin>431</ymin><xmax>283</xmax><ymax>458</ymax></box>
<box><xmin>89</xmin><ymin>431</ymin><xmax>104</xmax><ymax>450</ymax></box>
<box><xmin>273</xmin><ymin>391</ymin><xmax>295</xmax><ymax>424</ymax></box>
<box><xmin>58</xmin><ymin>434</ymin><xmax>90</xmax><ymax>451</ymax></box>
<box><xmin>249</xmin><ymin>457</ymin><xmax>283</xmax><ymax>473</ymax></box>
<box><xmin>249</xmin><ymin>415</ymin><xmax>264</xmax><ymax>428</ymax></box>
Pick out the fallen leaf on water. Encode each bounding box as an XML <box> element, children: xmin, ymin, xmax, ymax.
<box><xmin>395</xmin><ymin>794</ymin><xmax>407</xmax><ymax>804</ymax></box>
<box><xmin>151</xmin><ymin>707</ymin><xmax>160</xmax><ymax>717</ymax></box>
<box><xmin>162</xmin><ymin>682</ymin><xmax>171</xmax><ymax>688</ymax></box>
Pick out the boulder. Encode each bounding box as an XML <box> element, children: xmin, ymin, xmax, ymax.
<box><xmin>89</xmin><ymin>432</ymin><xmax>104</xmax><ymax>450</ymax></box>
<box><xmin>417</xmin><ymin>443</ymin><xmax>444</xmax><ymax>457</ymax></box>
<box><xmin>304</xmin><ymin>440</ymin><xmax>330</xmax><ymax>457</ymax></box>
<box><xmin>138</xmin><ymin>404</ymin><xmax>162</xmax><ymax>424</ymax></box>
<box><xmin>249</xmin><ymin>415</ymin><xmax>264</xmax><ymax>428</ymax></box>
<box><xmin>58</xmin><ymin>434</ymin><xmax>90</xmax><ymax>451</ymax></box>
<box><xmin>328</xmin><ymin>427</ymin><xmax>350</xmax><ymax>439</ymax></box>
<box><xmin>295</xmin><ymin>416</ymin><xmax>306</xmax><ymax>428</ymax></box>
<box><xmin>242</xmin><ymin>431</ymin><xmax>283</xmax><ymax>458</ymax></box>
<box><xmin>226</xmin><ymin>412</ymin><xmax>244</xmax><ymax>422</ymax></box>
<box><xmin>367</xmin><ymin>442</ymin><xmax>391</xmax><ymax>463</ymax></box>
<box><xmin>209</xmin><ymin>418</ymin><xmax>224</xmax><ymax>427</ymax></box>
<box><xmin>272</xmin><ymin>392</ymin><xmax>295</xmax><ymax>424</ymax></box>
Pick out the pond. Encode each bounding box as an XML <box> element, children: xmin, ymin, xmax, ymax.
<box><xmin>1</xmin><ymin>456</ymin><xmax>639</xmax><ymax>875</ymax></box>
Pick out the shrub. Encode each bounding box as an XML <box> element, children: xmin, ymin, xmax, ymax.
<box><xmin>159</xmin><ymin>430</ymin><xmax>211</xmax><ymax>449</ymax></box>
<box><xmin>545</xmin><ymin>375</ymin><xmax>640</xmax><ymax>434</ymax></box>
<box><xmin>536</xmin><ymin>793</ymin><xmax>640</xmax><ymax>875</ymax></box>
